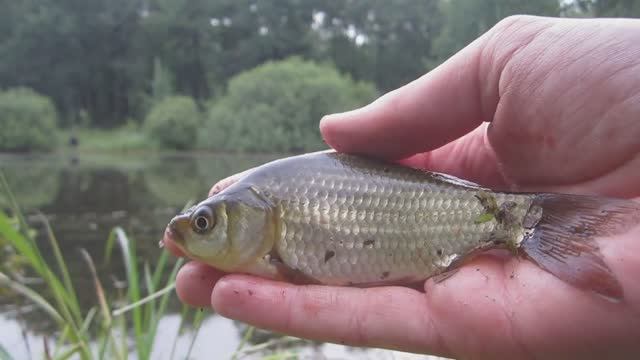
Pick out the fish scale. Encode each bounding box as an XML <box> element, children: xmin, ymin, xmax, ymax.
<box><xmin>247</xmin><ymin>153</ymin><xmax>531</xmax><ymax>285</ymax></box>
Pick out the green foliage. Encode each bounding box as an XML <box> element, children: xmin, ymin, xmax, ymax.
<box><xmin>0</xmin><ymin>164</ymin><xmax>59</xmax><ymax>209</ymax></box>
<box><xmin>150</xmin><ymin>58</ymin><xmax>175</xmax><ymax>104</ymax></box>
<box><xmin>1</xmin><ymin>0</ymin><xmax>639</xmax><ymax>142</ymax></box>
<box><xmin>200</xmin><ymin>57</ymin><xmax>377</xmax><ymax>152</ymax></box>
<box><xmin>145</xmin><ymin>157</ymin><xmax>205</xmax><ymax>207</ymax></box>
<box><xmin>316</xmin><ymin>0</ymin><xmax>443</xmax><ymax>90</ymax></box>
<box><xmin>432</xmin><ymin>0</ymin><xmax>559</xmax><ymax>61</ymax></box>
<box><xmin>566</xmin><ymin>0</ymin><xmax>640</xmax><ymax>16</ymax></box>
<box><xmin>144</xmin><ymin>96</ymin><xmax>201</xmax><ymax>150</ymax></box>
<box><xmin>0</xmin><ymin>177</ymin><xmax>203</xmax><ymax>360</ymax></box>
<box><xmin>0</xmin><ymin>88</ymin><xmax>58</xmax><ymax>151</ymax></box>
<box><xmin>0</xmin><ymin>0</ymin><xmax>143</xmax><ymax>127</ymax></box>
<box><xmin>62</xmin><ymin>124</ymin><xmax>151</xmax><ymax>152</ymax></box>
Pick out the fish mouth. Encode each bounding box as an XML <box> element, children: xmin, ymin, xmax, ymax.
<box><xmin>162</xmin><ymin>226</ymin><xmax>186</xmax><ymax>257</ymax></box>
<box><xmin>162</xmin><ymin>215</ymin><xmax>189</xmax><ymax>257</ymax></box>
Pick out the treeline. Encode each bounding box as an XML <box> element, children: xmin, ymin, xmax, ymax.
<box><xmin>0</xmin><ymin>0</ymin><xmax>638</xmax><ymax>151</ymax></box>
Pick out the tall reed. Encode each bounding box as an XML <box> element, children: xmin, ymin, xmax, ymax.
<box><xmin>0</xmin><ymin>173</ymin><xmax>203</xmax><ymax>359</ymax></box>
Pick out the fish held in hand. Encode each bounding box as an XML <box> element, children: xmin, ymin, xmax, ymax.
<box><xmin>163</xmin><ymin>151</ymin><xmax>640</xmax><ymax>300</ymax></box>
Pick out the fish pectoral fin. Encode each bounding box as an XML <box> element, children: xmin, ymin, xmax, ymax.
<box><xmin>432</xmin><ymin>268</ymin><xmax>460</xmax><ymax>284</ymax></box>
<box><xmin>432</xmin><ymin>241</ymin><xmax>503</xmax><ymax>284</ymax></box>
<box><xmin>267</xmin><ymin>250</ymin><xmax>322</xmax><ymax>285</ymax></box>
<box><xmin>247</xmin><ymin>185</ymin><xmax>277</xmax><ymax>208</ymax></box>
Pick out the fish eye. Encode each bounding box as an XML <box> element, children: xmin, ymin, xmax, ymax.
<box><xmin>191</xmin><ymin>207</ymin><xmax>214</xmax><ymax>233</ymax></box>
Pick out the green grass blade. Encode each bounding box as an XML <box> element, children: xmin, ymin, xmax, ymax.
<box><xmin>107</xmin><ymin>227</ymin><xmax>145</xmax><ymax>359</ymax></box>
<box><xmin>231</xmin><ymin>326</ymin><xmax>255</xmax><ymax>360</ymax></box>
<box><xmin>261</xmin><ymin>353</ymin><xmax>298</xmax><ymax>360</ymax></box>
<box><xmin>0</xmin><ymin>272</ymin><xmax>63</xmax><ymax>324</ymax></box>
<box><xmin>114</xmin><ymin>309</ymin><xmax>128</xmax><ymax>360</ymax></box>
<box><xmin>53</xmin><ymin>326</ymin><xmax>71</xmax><ymax>359</ymax></box>
<box><xmin>0</xmin><ymin>211</ymin><xmax>88</xmax><ymax>358</ymax></box>
<box><xmin>0</xmin><ymin>341</ymin><xmax>14</xmax><ymax>360</ymax></box>
<box><xmin>79</xmin><ymin>249</ymin><xmax>112</xmax><ymax>327</ymax></box>
<box><xmin>0</xmin><ymin>211</ymin><xmax>46</xmax><ymax>276</ymax></box>
<box><xmin>0</xmin><ymin>213</ymin><xmax>80</xmax><ymax>338</ymax></box>
<box><xmin>185</xmin><ymin>309</ymin><xmax>205</xmax><ymax>359</ymax></box>
<box><xmin>54</xmin><ymin>343</ymin><xmax>82</xmax><ymax>360</ymax></box>
<box><xmin>233</xmin><ymin>336</ymin><xmax>303</xmax><ymax>359</ymax></box>
<box><xmin>40</xmin><ymin>214</ymin><xmax>82</xmax><ymax>324</ymax></box>
<box><xmin>145</xmin><ymin>257</ymin><xmax>184</xmax><ymax>354</ymax></box>
<box><xmin>169</xmin><ymin>304</ymin><xmax>190</xmax><ymax>360</ymax></box>
<box><xmin>0</xmin><ymin>172</ymin><xmax>31</xmax><ymax>236</ymax></box>
<box><xmin>81</xmin><ymin>307</ymin><xmax>97</xmax><ymax>334</ymax></box>
<box><xmin>41</xmin><ymin>279</ymin><xmax>81</xmax><ymax>346</ymax></box>
<box><xmin>144</xmin><ymin>262</ymin><xmax>154</xmax><ymax>293</ymax></box>
<box><xmin>142</xmin><ymin>262</ymin><xmax>154</xmax><ymax>338</ymax></box>
<box><xmin>112</xmin><ymin>283</ymin><xmax>175</xmax><ymax>317</ymax></box>
<box><xmin>96</xmin><ymin>327</ymin><xmax>109</xmax><ymax>360</ymax></box>
<box><xmin>150</xmin><ymin>250</ymin><xmax>169</xmax><ymax>290</ymax></box>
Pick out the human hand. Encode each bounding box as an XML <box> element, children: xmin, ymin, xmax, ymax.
<box><xmin>170</xmin><ymin>16</ymin><xmax>640</xmax><ymax>359</ymax></box>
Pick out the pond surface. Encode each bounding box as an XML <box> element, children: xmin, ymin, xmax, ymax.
<box><xmin>0</xmin><ymin>152</ymin><xmax>440</xmax><ymax>359</ymax></box>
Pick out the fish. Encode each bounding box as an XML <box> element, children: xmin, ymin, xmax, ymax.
<box><xmin>163</xmin><ymin>151</ymin><xmax>640</xmax><ymax>300</ymax></box>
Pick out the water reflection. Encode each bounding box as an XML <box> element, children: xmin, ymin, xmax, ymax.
<box><xmin>0</xmin><ymin>152</ymin><xmax>279</xmax><ymax>331</ymax></box>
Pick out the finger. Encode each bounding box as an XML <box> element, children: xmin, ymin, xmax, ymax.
<box><xmin>212</xmin><ymin>251</ymin><xmax>640</xmax><ymax>360</ymax></box>
<box><xmin>320</xmin><ymin>52</ymin><xmax>487</xmax><ymax>161</ymax></box>
<box><xmin>176</xmin><ymin>261</ymin><xmax>225</xmax><ymax>308</ymax></box>
<box><xmin>511</xmin><ymin>155</ymin><xmax>640</xmax><ymax>198</ymax></box>
<box><xmin>211</xmin><ymin>275</ymin><xmax>447</xmax><ymax>356</ymax></box>
<box><xmin>209</xmin><ymin>167</ymin><xmax>255</xmax><ymax>197</ymax></box>
<box><xmin>319</xmin><ymin>21</ymin><xmax>500</xmax><ymax>160</ymax></box>
<box><xmin>399</xmin><ymin>123</ymin><xmax>510</xmax><ymax>188</ymax></box>
<box><xmin>320</xmin><ymin>16</ymin><xmax>552</xmax><ymax>172</ymax></box>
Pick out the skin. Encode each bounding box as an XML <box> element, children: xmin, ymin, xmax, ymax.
<box><xmin>166</xmin><ymin>16</ymin><xmax>640</xmax><ymax>359</ymax></box>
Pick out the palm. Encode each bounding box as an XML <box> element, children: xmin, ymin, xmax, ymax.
<box><xmin>413</xmin><ymin>223</ymin><xmax>640</xmax><ymax>359</ymax></box>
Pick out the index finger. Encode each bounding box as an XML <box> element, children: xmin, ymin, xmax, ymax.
<box><xmin>208</xmin><ymin>167</ymin><xmax>256</xmax><ymax>197</ymax></box>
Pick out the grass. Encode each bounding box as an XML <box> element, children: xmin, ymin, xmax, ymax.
<box><xmin>0</xmin><ymin>173</ymin><xmax>308</xmax><ymax>360</ymax></box>
<box><xmin>0</xmin><ymin>173</ymin><xmax>202</xmax><ymax>360</ymax></box>
<box><xmin>58</xmin><ymin>125</ymin><xmax>152</xmax><ymax>153</ymax></box>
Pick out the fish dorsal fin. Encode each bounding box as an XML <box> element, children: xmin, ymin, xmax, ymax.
<box><xmin>428</xmin><ymin>171</ymin><xmax>484</xmax><ymax>189</ymax></box>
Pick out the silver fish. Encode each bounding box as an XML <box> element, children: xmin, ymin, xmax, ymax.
<box><xmin>164</xmin><ymin>151</ymin><xmax>640</xmax><ymax>300</ymax></box>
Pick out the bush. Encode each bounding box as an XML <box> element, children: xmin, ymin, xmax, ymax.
<box><xmin>0</xmin><ymin>88</ymin><xmax>58</xmax><ymax>151</ymax></box>
<box><xmin>144</xmin><ymin>96</ymin><xmax>200</xmax><ymax>150</ymax></box>
<box><xmin>200</xmin><ymin>57</ymin><xmax>378</xmax><ymax>152</ymax></box>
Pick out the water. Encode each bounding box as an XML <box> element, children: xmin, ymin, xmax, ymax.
<box><xmin>0</xmin><ymin>152</ymin><xmax>441</xmax><ymax>359</ymax></box>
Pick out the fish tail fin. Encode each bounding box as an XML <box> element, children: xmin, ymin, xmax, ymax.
<box><xmin>521</xmin><ymin>194</ymin><xmax>640</xmax><ymax>301</ymax></box>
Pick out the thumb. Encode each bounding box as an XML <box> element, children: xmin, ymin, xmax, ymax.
<box><xmin>319</xmin><ymin>16</ymin><xmax>547</xmax><ymax>162</ymax></box>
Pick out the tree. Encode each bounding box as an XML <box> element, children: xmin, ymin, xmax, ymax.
<box><xmin>200</xmin><ymin>57</ymin><xmax>377</xmax><ymax>152</ymax></box>
<box><xmin>432</xmin><ymin>0</ymin><xmax>560</xmax><ymax>62</ymax></box>
<box><xmin>0</xmin><ymin>88</ymin><xmax>58</xmax><ymax>151</ymax></box>
<box><xmin>312</xmin><ymin>0</ymin><xmax>442</xmax><ymax>90</ymax></box>
<box><xmin>0</xmin><ymin>0</ymin><xmax>144</xmax><ymax>127</ymax></box>
<box><xmin>565</xmin><ymin>0</ymin><xmax>640</xmax><ymax>17</ymax></box>
<box><xmin>144</xmin><ymin>96</ymin><xmax>201</xmax><ymax>150</ymax></box>
<box><xmin>2</xmin><ymin>0</ymin><xmax>637</xmax><ymax>135</ymax></box>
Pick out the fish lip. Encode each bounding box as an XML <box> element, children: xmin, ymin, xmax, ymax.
<box><xmin>165</xmin><ymin>225</ymin><xmax>182</xmax><ymax>243</ymax></box>
<box><xmin>169</xmin><ymin>213</ymin><xmax>185</xmax><ymax>233</ymax></box>
<box><xmin>166</xmin><ymin>214</ymin><xmax>190</xmax><ymax>244</ymax></box>
<box><xmin>163</xmin><ymin>223</ymin><xmax>186</xmax><ymax>257</ymax></box>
